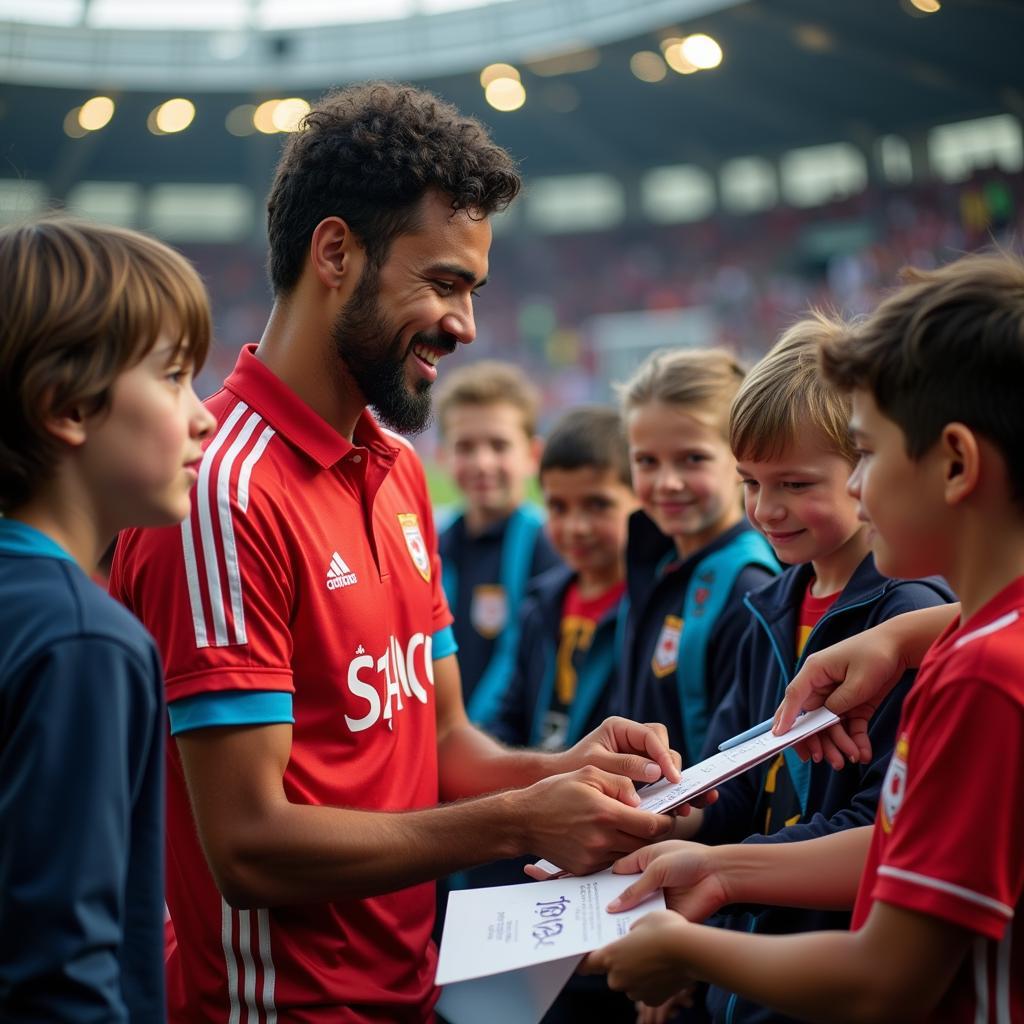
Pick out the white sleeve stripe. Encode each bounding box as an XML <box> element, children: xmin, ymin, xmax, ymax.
<box><xmin>197</xmin><ymin>402</ymin><xmax>249</xmax><ymax>646</ymax></box>
<box><xmin>258</xmin><ymin>908</ymin><xmax>278</xmax><ymax>1023</ymax></box>
<box><xmin>221</xmin><ymin>899</ymin><xmax>240</xmax><ymax>1024</ymax></box>
<box><xmin>953</xmin><ymin>609</ymin><xmax>1020</xmax><ymax>650</ymax></box>
<box><xmin>180</xmin><ymin>517</ymin><xmax>208</xmax><ymax>649</ymax></box>
<box><xmin>217</xmin><ymin>411</ymin><xmax>263</xmax><ymax>646</ymax></box>
<box><xmin>238</xmin><ymin>908</ymin><xmax>258</xmax><ymax>1021</ymax></box>
<box><xmin>877</xmin><ymin>865</ymin><xmax>1014</xmax><ymax>918</ymax></box>
<box><xmin>238</xmin><ymin>425</ymin><xmax>275</xmax><ymax>513</ymax></box>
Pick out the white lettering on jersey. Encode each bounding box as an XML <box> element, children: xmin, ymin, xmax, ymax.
<box><xmin>344</xmin><ymin>634</ymin><xmax>434</xmax><ymax>734</ymax></box>
<box><xmin>326</xmin><ymin>551</ymin><xmax>358</xmax><ymax>590</ymax></box>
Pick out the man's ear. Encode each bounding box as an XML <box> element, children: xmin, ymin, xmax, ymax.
<box><xmin>940</xmin><ymin>422</ymin><xmax>980</xmax><ymax>506</ymax></box>
<box><xmin>309</xmin><ymin>216</ymin><xmax>364</xmax><ymax>291</ymax></box>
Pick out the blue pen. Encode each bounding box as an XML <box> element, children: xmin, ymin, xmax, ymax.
<box><xmin>717</xmin><ymin>716</ymin><xmax>776</xmax><ymax>751</ymax></box>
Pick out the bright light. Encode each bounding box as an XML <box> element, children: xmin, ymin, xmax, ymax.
<box><xmin>658</xmin><ymin>36</ymin><xmax>682</xmax><ymax>54</ymax></box>
<box><xmin>484</xmin><ymin>77</ymin><xmax>526</xmax><ymax>112</ymax></box>
<box><xmin>909</xmin><ymin>0</ymin><xmax>940</xmax><ymax>11</ymax></box>
<box><xmin>152</xmin><ymin>98</ymin><xmax>195</xmax><ymax>134</ymax></box>
<box><xmin>63</xmin><ymin>108</ymin><xmax>88</xmax><ymax>138</ymax></box>
<box><xmin>271</xmin><ymin>97</ymin><xmax>310</xmax><ymax>132</ymax></box>
<box><xmin>681</xmin><ymin>33</ymin><xmax>723</xmax><ymax>70</ymax></box>
<box><xmin>225</xmin><ymin>104</ymin><xmax>257</xmax><ymax>136</ymax></box>
<box><xmin>253</xmin><ymin>100</ymin><xmax>280</xmax><ymax>134</ymax></box>
<box><xmin>78</xmin><ymin>95</ymin><xmax>115</xmax><ymax>131</ymax></box>
<box><xmin>630</xmin><ymin>51</ymin><xmax>667</xmax><ymax>83</ymax></box>
<box><xmin>663</xmin><ymin>42</ymin><xmax>698</xmax><ymax>75</ymax></box>
<box><xmin>480</xmin><ymin>63</ymin><xmax>520</xmax><ymax>88</ymax></box>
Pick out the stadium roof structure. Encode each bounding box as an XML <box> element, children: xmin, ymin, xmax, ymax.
<box><xmin>0</xmin><ymin>0</ymin><xmax>1021</xmax><ymax>187</ymax></box>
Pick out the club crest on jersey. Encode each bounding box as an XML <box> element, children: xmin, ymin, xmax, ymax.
<box><xmin>880</xmin><ymin>734</ymin><xmax>909</xmax><ymax>833</ymax></box>
<box><xmin>397</xmin><ymin>513</ymin><xmax>430</xmax><ymax>582</ymax></box>
<box><xmin>651</xmin><ymin>614</ymin><xmax>683</xmax><ymax>678</ymax></box>
<box><xmin>471</xmin><ymin>584</ymin><xmax>507</xmax><ymax>639</ymax></box>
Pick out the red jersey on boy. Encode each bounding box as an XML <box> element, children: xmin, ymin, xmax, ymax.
<box><xmin>111</xmin><ymin>345</ymin><xmax>452</xmax><ymax>1023</ymax></box>
<box><xmin>853</xmin><ymin>577</ymin><xmax>1024</xmax><ymax>1022</ymax></box>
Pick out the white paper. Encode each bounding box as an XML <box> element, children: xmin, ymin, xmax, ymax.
<box><xmin>435</xmin><ymin>869</ymin><xmax>664</xmax><ymax>1024</ymax></box>
<box><xmin>532</xmin><ymin>706</ymin><xmax>839</xmax><ymax>876</ymax></box>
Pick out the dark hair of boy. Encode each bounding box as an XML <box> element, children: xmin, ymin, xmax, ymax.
<box><xmin>434</xmin><ymin>358</ymin><xmax>540</xmax><ymax>439</ymax></box>
<box><xmin>820</xmin><ymin>252</ymin><xmax>1024</xmax><ymax>509</ymax></box>
<box><xmin>266</xmin><ymin>81</ymin><xmax>521</xmax><ymax>297</ymax></box>
<box><xmin>0</xmin><ymin>216</ymin><xmax>211</xmax><ymax>513</ymax></box>
<box><xmin>539</xmin><ymin>406</ymin><xmax>631</xmax><ymax>488</ymax></box>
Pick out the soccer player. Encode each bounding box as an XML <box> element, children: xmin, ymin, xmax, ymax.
<box><xmin>111</xmin><ymin>82</ymin><xmax>679</xmax><ymax>1023</ymax></box>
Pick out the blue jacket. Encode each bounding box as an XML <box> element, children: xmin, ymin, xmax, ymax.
<box><xmin>698</xmin><ymin>555</ymin><xmax>954</xmax><ymax>1024</ymax></box>
<box><xmin>0</xmin><ymin>521</ymin><xmax>166</xmax><ymax>1022</ymax></box>
<box><xmin>618</xmin><ymin>515</ymin><xmax>779</xmax><ymax>766</ymax></box>
<box><xmin>439</xmin><ymin>505</ymin><xmax>561</xmax><ymax>722</ymax></box>
<box><xmin>488</xmin><ymin>564</ymin><xmax>626</xmax><ymax>748</ymax></box>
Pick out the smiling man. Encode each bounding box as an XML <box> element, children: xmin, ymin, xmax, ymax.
<box><xmin>110</xmin><ymin>82</ymin><xmax>680</xmax><ymax>1023</ymax></box>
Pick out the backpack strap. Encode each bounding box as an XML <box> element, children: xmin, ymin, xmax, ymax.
<box><xmin>676</xmin><ymin>531</ymin><xmax>779</xmax><ymax>760</ymax></box>
<box><xmin>467</xmin><ymin>505</ymin><xmax>546</xmax><ymax>724</ymax></box>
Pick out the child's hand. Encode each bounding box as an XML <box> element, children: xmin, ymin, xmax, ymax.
<box><xmin>606</xmin><ymin>840</ymin><xmax>728</xmax><ymax>922</ymax></box>
<box><xmin>636</xmin><ymin>987</ymin><xmax>696</xmax><ymax>1024</ymax></box>
<box><xmin>580</xmin><ymin>910</ymin><xmax>693</xmax><ymax>1006</ymax></box>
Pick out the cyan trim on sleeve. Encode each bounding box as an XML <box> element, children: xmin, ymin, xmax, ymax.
<box><xmin>168</xmin><ymin>690</ymin><xmax>295</xmax><ymax>736</ymax></box>
<box><xmin>432</xmin><ymin>624</ymin><xmax>458</xmax><ymax>661</ymax></box>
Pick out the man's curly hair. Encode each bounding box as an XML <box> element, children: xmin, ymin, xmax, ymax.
<box><xmin>266</xmin><ymin>81</ymin><xmax>521</xmax><ymax>296</ymax></box>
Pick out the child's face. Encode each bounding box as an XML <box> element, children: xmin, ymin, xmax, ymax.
<box><xmin>738</xmin><ymin>428</ymin><xmax>862</xmax><ymax>567</ymax></box>
<box><xmin>628</xmin><ymin>401</ymin><xmax>740</xmax><ymax>554</ymax></box>
<box><xmin>848</xmin><ymin>389</ymin><xmax>946</xmax><ymax>580</ymax></box>
<box><xmin>541</xmin><ymin>466</ymin><xmax>636</xmax><ymax>582</ymax></box>
<box><xmin>83</xmin><ymin>333</ymin><xmax>215</xmax><ymax>529</ymax></box>
<box><xmin>442</xmin><ymin>401</ymin><xmax>538</xmax><ymax>523</ymax></box>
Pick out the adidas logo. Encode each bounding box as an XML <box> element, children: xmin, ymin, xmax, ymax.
<box><xmin>326</xmin><ymin>551</ymin><xmax>358</xmax><ymax>590</ymax></box>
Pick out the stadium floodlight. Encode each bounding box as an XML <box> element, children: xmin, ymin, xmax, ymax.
<box><xmin>78</xmin><ymin>95</ymin><xmax>115</xmax><ymax>131</ymax></box>
<box><xmin>480</xmin><ymin>63</ymin><xmax>520</xmax><ymax>88</ymax></box>
<box><xmin>150</xmin><ymin>98</ymin><xmax>195</xmax><ymax>134</ymax></box>
<box><xmin>271</xmin><ymin>97</ymin><xmax>310</xmax><ymax>132</ymax></box>
<box><xmin>485</xmin><ymin>77</ymin><xmax>526</xmax><ymax>112</ymax></box>
<box><xmin>908</xmin><ymin>0</ymin><xmax>941</xmax><ymax>11</ymax></box>
<box><xmin>680</xmin><ymin>33</ymin><xmax>723</xmax><ymax>70</ymax></box>
<box><xmin>63</xmin><ymin>107</ymin><xmax>88</xmax><ymax>138</ymax></box>
<box><xmin>630</xmin><ymin>50</ymin><xmax>667</xmax><ymax>82</ymax></box>
<box><xmin>663</xmin><ymin>41</ymin><xmax>698</xmax><ymax>75</ymax></box>
<box><xmin>226</xmin><ymin>104</ymin><xmax>257</xmax><ymax>136</ymax></box>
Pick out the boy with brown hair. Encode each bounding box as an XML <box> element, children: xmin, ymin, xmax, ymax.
<box><xmin>0</xmin><ymin>216</ymin><xmax>215</xmax><ymax>1020</ymax></box>
<box><xmin>585</xmin><ymin>253</ymin><xmax>1024</xmax><ymax>1022</ymax></box>
<box><xmin>436</xmin><ymin>359</ymin><xmax>560</xmax><ymax>722</ymax></box>
<box><xmin>642</xmin><ymin>314</ymin><xmax>951</xmax><ymax>1024</ymax></box>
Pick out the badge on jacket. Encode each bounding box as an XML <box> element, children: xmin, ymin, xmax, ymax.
<box><xmin>651</xmin><ymin>614</ymin><xmax>683</xmax><ymax>678</ymax></box>
<box><xmin>471</xmin><ymin>584</ymin><xmax>507</xmax><ymax>639</ymax></box>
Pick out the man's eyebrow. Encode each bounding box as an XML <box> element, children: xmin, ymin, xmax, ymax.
<box><xmin>427</xmin><ymin>263</ymin><xmax>487</xmax><ymax>288</ymax></box>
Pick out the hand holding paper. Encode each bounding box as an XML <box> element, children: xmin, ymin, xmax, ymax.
<box><xmin>530</xmin><ymin>705</ymin><xmax>839</xmax><ymax>878</ymax></box>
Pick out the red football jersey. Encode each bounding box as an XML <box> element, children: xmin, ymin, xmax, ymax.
<box><xmin>852</xmin><ymin>576</ymin><xmax>1024</xmax><ymax>1022</ymax></box>
<box><xmin>111</xmin><ymin>346</ymin><xmax>452</xmax><ymax>1023</ymax></box>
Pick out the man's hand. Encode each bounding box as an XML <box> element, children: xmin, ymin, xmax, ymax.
<box><xmin>559</xmin><ymin>717</ymin><xmax>682</xmax><ymax>785</ymax></box>
<box><xmin>511</xmin><ymin>767</ymin><xmax>674</xmax><ymax>877</ymax></box>
<box><xmin>606</xmin><ymin>841</ymin><xmax>729</xmax><ymax>922</ymax></box>
<box><xmin>581</xmin><ymin>910</ymin><xmax>694</xmax><ymax>1006</ymax></box>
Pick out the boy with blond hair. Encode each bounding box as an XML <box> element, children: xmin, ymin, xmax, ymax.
<box><xmin>436</xmin><ymin>359</ymin><xmax>560</xmax><ymax>721</ymax></box>
<box><xmin>0</xmin><ymin>217</ymin><xmax>215</xmax><ymax>1020</ymax></box>
<box><xmin>585</xmin><ymin>252</ymin><xmax>1024</xmax><ymax>1023</ymax></box>
<box><xmin>643</xmin><ymin>314</ymin><xmax>952</xmax><ymax>1024</ymax></box>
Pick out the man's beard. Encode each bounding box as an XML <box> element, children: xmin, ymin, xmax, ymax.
<box><xmin>330</xmin><ymin>264</ymin><xmax>455</xmax><ymax>436</ymax></box>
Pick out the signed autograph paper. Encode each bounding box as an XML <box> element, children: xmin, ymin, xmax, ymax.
<box><xmin>435</xmin><ymin>869</ymin><xmax>664</xmax><ymax>1024</ymax></box>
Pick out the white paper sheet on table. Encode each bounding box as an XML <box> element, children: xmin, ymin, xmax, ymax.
<box><xmin>532</xmin><ymin>705</ymin><xmax>839</xmax><ymax>876</ymax></box>
<box><xmin>435</xmin><ymin>868</ymin><xmax>665</xmax><ymax>1024</ymax></box>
